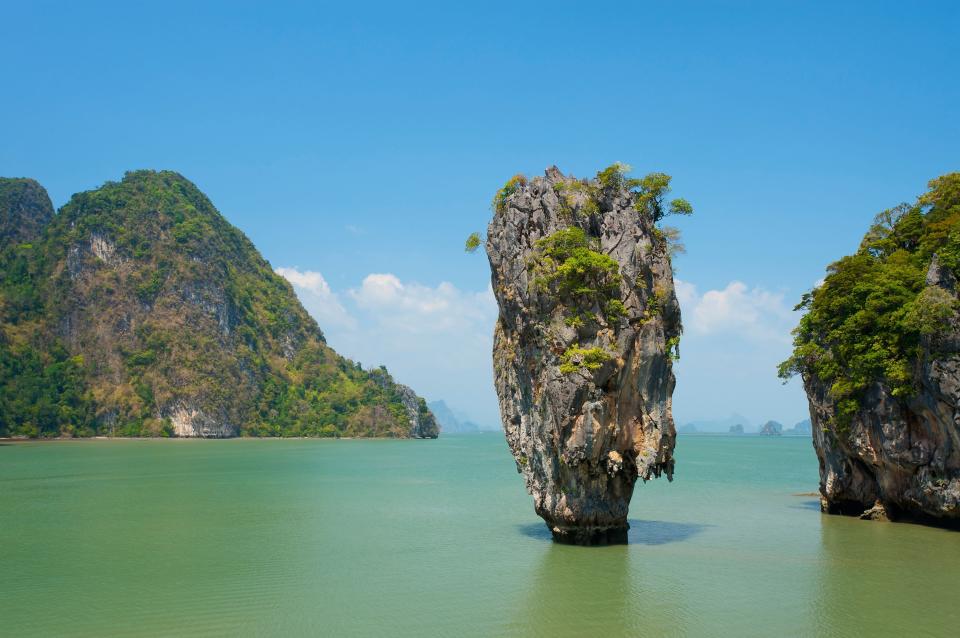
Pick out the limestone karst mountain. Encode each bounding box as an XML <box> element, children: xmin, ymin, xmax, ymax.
<box><xmin>0</xmin><ymin>178</ymin><xmax>54</xmax><ymax>246</ymax></box>
<box><xmin>427</xmin><ymin>400</ymin><xmax>482</xmax><ymax>433</ymax></box>
<box><xmin>484</xmin><ymin>164</ymin><xmax>688</xmax><ymax>544</ymax></box>
<box><xmin>0</xmin><ymin>171</ymin><xmax>438</xmax><ymax>439</ymax></box>
<box><xmin>758</xmin><ymin>420</ymin><xmax>783</xmax><ymax>436</ymax></box>
<box><xmin>781</xmin><ymin>173</ymin><xmax>960</xmax><ymax>523</ymax></box>
<box><xmin>784</xmin><ymin>419</ymin><xmax>811</xmax><ymax>436</ymax></box>
<box><xmin>682</xmin><ymin>413</ymin><xmax>753</xmax><ymax>433</ymax></box>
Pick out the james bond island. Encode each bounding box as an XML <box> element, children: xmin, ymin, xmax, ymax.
<box><xmin>781</xmin><ymin>173</ymin><xmax>960</xmax><ymax>524</ymax></box>
<box><xmin>476</xmin><ymin>164</ymin><xmax>691</xmax><ymax>544</ymax></box>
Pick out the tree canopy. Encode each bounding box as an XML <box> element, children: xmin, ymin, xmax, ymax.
<box><xmin>779</xmin><ymin>172</ymin><xmax>960</xmax><ymax>427</ymax></box>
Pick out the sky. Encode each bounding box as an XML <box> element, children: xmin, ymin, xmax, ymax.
<box><xmin>2</xmin><ymin>1</ymin><xmax>958</xmax><ymax>429</ymax></box>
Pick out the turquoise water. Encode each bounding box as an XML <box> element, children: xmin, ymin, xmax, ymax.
<box><xmin>1</xmin><ymin>435</ymin><xmax>958</xmax><ymax>637</ymax></box>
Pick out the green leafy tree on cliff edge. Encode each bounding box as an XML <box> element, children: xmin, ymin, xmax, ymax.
<box><xmin>779</xmin><ymin>173</ymin><xmax>960</xmax><ymax>428</ymax></box>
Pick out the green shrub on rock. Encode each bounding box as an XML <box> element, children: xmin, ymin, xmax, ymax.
<box><xmin>532</xmin><ymin>227</ymin><xmax>621</xmax><ymax>298</ymax></box>
<box><xmin>491</xmin><ymin>174</ymin><xmax>528</xmax><ymax>214</ymax></box>
<box><xmin>559</xmin><ymin>345</ymin><xmax>611</xmax><ymax>374</ymax></box>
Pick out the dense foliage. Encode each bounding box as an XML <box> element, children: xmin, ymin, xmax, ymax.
<box><xmin>0</xmin><ymin>339</ymin><xmax>95</xmax><ymax>437</ymax></box>
<box><xmin>0</xmin><ymin>171</ymin><xmax>425</xmax><ymax>438</ymax></box>
<box><xmin>0</xmin><ymin>178</ymin><xmax>54</xmax><ymax>246</ymax></box>
<box><xmin>779</xmin><ymin>173</ymin><xmax>960</xmax><ymax>427</ymax></box>
<box><xmin>531</xmin><ymin>227</ymin><xmax>625</xmax><ymax>326</ymax></box>
<box><xmin>0</xmin><ymin>178</ymin><xmax>90</xmax><ymax>437</ymax></box>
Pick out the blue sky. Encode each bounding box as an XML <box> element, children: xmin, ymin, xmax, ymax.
<box><xmin>2</xmin><ymin>1</ymin><xmax>958</xmax><ymax>429</ymax></box>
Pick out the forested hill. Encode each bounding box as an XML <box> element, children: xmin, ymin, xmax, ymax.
<box><xmin>0</xmin><ymin>171</ymin><xmax>438</xmax><ymax>439</ymax></box>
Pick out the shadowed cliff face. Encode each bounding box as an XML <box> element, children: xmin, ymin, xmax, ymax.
<box><xmin>806</xmin><ymin>257</ymin><xmax>960</xmax><ymax>523</ymax></box>
<box><xmin>0</xmin><ymin>178</ymin><xmax>54</xmax><ymax>246</ymax></box>
<box><xmin>486</xmin><ymin>166</ymin><xmax>681</xmax><ymax>544</ymax></box>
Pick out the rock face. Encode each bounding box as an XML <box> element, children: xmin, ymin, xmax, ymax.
<box><xmin>397</xmin><ymin>385</ymin><xmax>440</xmax><ymax>439</ymax></box>
<box><xmin>167</xmin><ymin>403</ymin><xmax>237</xmax><ymax>438</ymax></box>
<box><xmin>486</xmin><ymin>166</ymin><xmax>681</xmax><ymax>545</ymax></box>
<box><xmin>0</xmin><ymin>170</ymin><xmax>436</xmax><ymax>439</ymax></box>
<box><xmin>806</xmin><ymin>257</ymin><xmax>960</xmax><ymax>523</ymax></box>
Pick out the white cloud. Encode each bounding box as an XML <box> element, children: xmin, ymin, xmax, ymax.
<box><xmin>674</xmin><ymin>278</ymin><xmax>699</xmax><ymax>310</ymax></box>
<box><xmin>675</xmin><ymin>279</ymin><xmax>794</xmax><ymax>343</ymax></box>
<box><xmin>276</xmin><ymin>267</ymin><xmax>501</xmax><ymax>427</ymax></box>
<box><xmin>275</xmin><ymin>267</ymin><xmax>356</xmax><ymax>330</ymax></box>
<box><xmin>344</xmin><ymin>273</ymin><xmax>500</xmax><ymax>426</ymax></box>
<box><xmin>349</xmin><ymin>273</ymin><xmax>497</xmax><ymax>336</ymax></box>
<box><xmin>671</xmin><ymin>278</ymin><xmax>807</xmax><ymax>426</ymax></box>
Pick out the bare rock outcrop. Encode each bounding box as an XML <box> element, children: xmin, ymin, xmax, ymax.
<box><xmin>165</xmin><ymin>403</ymin><xmax>238</xmax><ymax>438</ymax></box>
<box><xmin>485</xmin><ymin>166</ymin><xmax>681</xmax><ymax>544</ymax></box>
<box><xmin>396</xmin><ymin>384</ymin><xmax>440</xmax><ymax>439</ymax></box>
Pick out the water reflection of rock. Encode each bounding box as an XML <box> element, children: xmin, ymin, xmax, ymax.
<box><xmin>517</xmin><ymin>518</ymin><xmax>706</xmax><ymax>545</ymax></box>
<box><xmin>507</xmin><ymin>543</ymin><xmax>635</xmax><ymax>636</ymax></box>
<box><xmin>509</xmin><ymin>521</ymin><xmax>707</xmax><ymax>636</ymax></box>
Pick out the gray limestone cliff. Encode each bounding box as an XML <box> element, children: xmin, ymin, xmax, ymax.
<box><xmin>485</xmin><ymin>166</ymin><xmax>681</xmax><ymax>544</ymax></box>
<box><xmin>397</xmin><ymin>385</ymin><xmax>440</xmax><ymax>439</ymax></box>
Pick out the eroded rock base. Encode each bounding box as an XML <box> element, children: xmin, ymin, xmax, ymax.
<box><xmin>549</xmin><ymin>523</ymin><xmax>629</xmax><ymax>546</ymax></box>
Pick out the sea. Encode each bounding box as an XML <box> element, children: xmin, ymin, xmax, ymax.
<box><xmin>1</xmin><ymin>434</ymin><xmax>957</xmax><ymax>637</ymax></box>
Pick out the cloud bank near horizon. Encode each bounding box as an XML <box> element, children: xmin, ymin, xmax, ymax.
<box><xmin>277</xmin><ymin>267</ymin><xmax>808</xmax><ymax>429</ymax></box>
<box><xmin>277</xmin><ymin>267</ymin><xmax>500</xmax><ymax>428</ymax></box>
<box><xmin>672</xmin><ymin>278</ymin><xmax>807</xmax><ymax>425</ymax></box>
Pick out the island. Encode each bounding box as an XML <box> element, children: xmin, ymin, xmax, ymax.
<box><xmin>781</xmin><ymin>173</ymin><xmax>960</xmax><ymax>523</ymax></box>
<box><xmin>481</xmin><ymin>163</ymin><xmax>691</xmax><ymax>544</ymax></box>
<box><xmin>0</xmin><ymin>173</ymin><xmax>438</xmax><ymax>439</ymax></box>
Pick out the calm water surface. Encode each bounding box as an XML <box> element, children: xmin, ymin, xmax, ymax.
<box><xmin>1</xmin><ymin>435</ymin><xmax>958</xmax><ymax>637</ymax></box>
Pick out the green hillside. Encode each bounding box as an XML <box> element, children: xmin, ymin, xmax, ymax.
<box><xmin>0</xmin><ymin>171</ymin><xmax>437</xmax><ymax>438</ymax></box>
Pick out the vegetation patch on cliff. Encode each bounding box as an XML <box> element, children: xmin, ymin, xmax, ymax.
<box><xmin>779</xmin><ymin>173</ymin><xmax>960</xmax><ymax>427</ymax></box>
<box><xmin>491</xmin><ymin>174</ymin><xmax>527</xmax><ymax>214</ymax></box>
<box><xmin>529</xmin><ymin>227</ymin><xmax>629</xmax><ymax>326</ymax></box>
<box><xmin>559</xmin><ymin>345</ymin><xmax>611</xmax><ymax>374</ymax></box>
